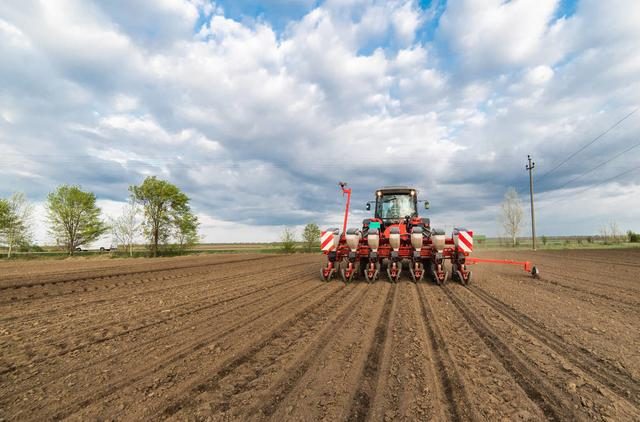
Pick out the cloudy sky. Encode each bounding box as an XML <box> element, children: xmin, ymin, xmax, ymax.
<box><xmin>1</xmin><ymin>0</ymin><xmax>639</xmax><ymax>243</ymax></box>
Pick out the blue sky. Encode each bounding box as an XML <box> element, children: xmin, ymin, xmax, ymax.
<box><xmin>0</xmin><ymin>0</ymin><xmax>638</xmax><ymax>243</ymax></box>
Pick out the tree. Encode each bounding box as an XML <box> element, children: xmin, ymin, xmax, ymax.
<box><xmin>110</xmin><ymin>199</ymin><xmax>140</xmax><ymax>257</ymax></box>
<box><xmin>0</xmin><ymin>199</ymin><xmax>9</xmax><ymax>237</ymax></box>
<box><xmin>500</xmin><ymin>188</ymin><xmax>523</xmax><ymax>247</ymax></box>
<box><xmin>175</xmin><ymin>212</ymin><xmax>200</xmax><ymax>250</ymax></box>
<box><xmin>129</xmin><ymin>176</ymin><xmax>197</xmax><ymax>257</ymax></box>
<box><xmin>0</xmin><ymin>193</ymin><xmax>33</xmax><ymax>258</ymax></box>
<box><xmin>302</xmin><ymin>223</ymin><xmax>321</xmax><ymax>252</ymax></box>
<box><xmin>280</xmin><ymin>227</ymin><xmax>297</xmax><ymax>254</ymax></box>
<box><xmin>599</xmin><ymin>225</ymin><xmax>609</xmax><ymax>244</ymax></box>
<box><xmin>46</xmin><ymin>185</ymin><xmax>108</xmax><ymax>255</ymax></box>
<box><xmin>609</xmin><ymin>221</ymin><xmax>621</xmax><ymax>244</ymax></box>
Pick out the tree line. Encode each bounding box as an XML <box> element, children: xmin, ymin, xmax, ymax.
<box><xmin>0</xmin><ymin>176</ymin><xmax>199</xmax><ymax>257</ymax></box>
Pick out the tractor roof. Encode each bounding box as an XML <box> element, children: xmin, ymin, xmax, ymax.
<box><xmin>376</xmin><ymin>186</ymin><xmax>417</xmax><ymax>194</ymax></box>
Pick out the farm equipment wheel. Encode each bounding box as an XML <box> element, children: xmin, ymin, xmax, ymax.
<box><xmin>531</xmin><ymin>266</ymin><xmax>540</xmax><ymax>279</ymax></box>
<box><xmin>364</xmin><ymin>262</ymin><xmax>379</xmax><ymax>284</ymax></box>
<box><xmin>432</xmin><ymin>267</ymin><xmax>447</xmax><ymax>286</ymax></box>
<box><xmin>410</xmin><ymin>262</ymin><xmax>424</xmax><ymax>283</ymax></box>
<box><xmin>320</xmin><ymin>261</ymin><xmax>338</xmax><ymax>282</ymax></box>
<box><xmin>457</xmin><ymin>270</ymin><xmax>472</xmax><ymax>286</ymax></box>
<box><xmin>387</xmin><ymin>261</ymin><xmax>402</xmax><ymax>283</ymax></box>
<box><xmin>341</xmin><ymin>260</ymin><xmax>356</xmax><ymax>283</ymax></box>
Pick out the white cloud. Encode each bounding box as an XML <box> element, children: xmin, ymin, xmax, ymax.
<box><xmin>1</xmin><ymin>0</ymin><xmax>639</xmax><ymax>242</ymax></box>
<box><xmin>438</xmin><ymin>0</ymin><xmax>563</xmax><ymax>71</ymax></box>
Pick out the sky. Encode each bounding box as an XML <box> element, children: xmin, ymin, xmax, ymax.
<box><xmin>0</xmin><ymin>0</ymin><xmax>639</xmax><ymax>244</ymax></box>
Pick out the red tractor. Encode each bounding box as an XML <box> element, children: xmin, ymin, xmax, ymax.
<box><xmin>320</xmin><ymin>183</ymin><xmax>538</xmax><ymax>284</ymax></box>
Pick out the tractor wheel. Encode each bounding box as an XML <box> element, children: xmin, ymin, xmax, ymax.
<box><xmin>410</xmin><ymin>262</ymin><xmax>424</xmax><ymax>283</ymax></box>
<box><xmin>364</xmin><ymin>262</ymin><xmax>379</xmax><ymax>284</ymax></box>
<box><xmin>387</xmin><ymin>261</ymin><xmax>402</xmax><ymax>283</ymax></box>
<box><xmin>341</xmin><ymin>260</ymin><xmax>355</xmax><ymax>283</ymax></box>
<box><xmin>320</xmin><ymin>262</ymin><xmax>335</xmax><ymax>282</ymax></box>
<box><xmin>531</xmin><ymin>266</ymin><xmax>540</xmax><ymax>279</ymax></box>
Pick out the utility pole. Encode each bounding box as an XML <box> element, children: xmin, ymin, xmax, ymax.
<box><xmin>526</xmin><ymin>155</ymin><xmax>537</xmax><ymax>250</ymax></box>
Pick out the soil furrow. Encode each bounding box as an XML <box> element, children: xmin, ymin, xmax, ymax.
<box><xmin>0</xmin><ymin>268</ymin><xmax>306</xmax><ymax>378</ymax></box>
<box><xmin>0</xmin><ymin>263</ymin><xmax>309</xmax><ymax>359</ymax></box>
<box><xmin>0</xmin><ymin>268</ymin><xmax>312</xmax><ymax>402</ymax></box>
<box><xmin>249</xmin><ymin>284</ymin><xmax>372</xmax><ymax>419</ymax></box>
<box><xmin>346</xmin><ymin>283</ymin><xmax>396</xmax><ymax>422</ymax></box>
<box><xmin>442</xmin><ymin>285</ymin><xmax>581</xmax><ymax>421</ymax></box>
<box><xmin>160</xmin><ymin>283</ymin><xmax>367</xmax><ymax>420</ymax></box>
<box><xmin>40</xmin><ymin>280</ymin><xmax>333</xmax><ymax>421</ymax></box>
<box><xmin>415</xmin><ymin>283</ymin><xmax>476</xmax><ymax>422</ymax></box>
<box><xmin>0</xmin><ymin>255</ymin><xmax>278</xmax><ymax>291</ymax></box>
<box><xmin>469</xmin><ymin>285</ymin><xmax>640</xmax><ymax>406</ymax></box>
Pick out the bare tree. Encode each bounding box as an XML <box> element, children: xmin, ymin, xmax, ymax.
<box><xmin>599</xmin><ymin>225</ymin><xmax>609</xmax><ymax>244</ymax></box>
<box><xmin>500</xmin><ymin>188</ymin><xmax>523</xmax><ymax>247</ymax></box>
<box><xmin>0</xmin><ymin>193</ymin><xmax>33</xmax><ymax>258</ymax></box>
<box><xmin>609</xmin><ymin>221</ymin><xmax>621</xmax><ymax>244</ymax></box>
<box><xmin>110</xmin><ymin>200</ymin><xmax>140</xmax><ymax>257</ymax></box>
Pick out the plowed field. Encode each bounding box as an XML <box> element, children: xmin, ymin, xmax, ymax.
<box><xmin>1</xmin><ymin>250</ymin><xmax>639</xmax><ymax>421</ymax></box>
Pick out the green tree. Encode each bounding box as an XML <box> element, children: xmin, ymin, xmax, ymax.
<box><xmin>129</xmin><ymin>176</ymin><xmax>197</xmax><ymax>257</ymax></box>
<box><xmin>280</xmin><ymin>227</ymin><xmax>297</xmax><ymax>254</ymax></box>
<box><xmin>46</xmin><ymin>185</ymin><xmax>108</xmax><ymax>255</ymax></box>
<box><xmin>302</xmin><ymin>223</ymin><xmax>321</xmax><ymax>252</ymax></box>
<box><xmin>0</xmin><ymin>199</ymin><xmax>9</xmax><ymax>235</ymax></box>
<box><xmin>175</xmin><ymin>212</ymin><xmax>200</xmax><ymax>250</ymax></box>
<box><xmin>541</xmin><ymin>235</ymin><xmax>548</xmax><ymax>246</ymax></box>
<box><xmin>0</xmin><ymin>193</ymin><xmax>33</xmax><ymax>258</ymax></box>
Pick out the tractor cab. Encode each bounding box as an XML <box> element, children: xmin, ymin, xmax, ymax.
<box><xmin>366</xmin><ymin>186</ymin><xmax>429</xmax><ymax>227</ymax></box>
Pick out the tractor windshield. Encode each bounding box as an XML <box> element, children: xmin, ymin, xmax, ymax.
<box><xmin>377</xmin><ymin>194</ymin><xmax>417</xmax><ymax>220</ymax></box>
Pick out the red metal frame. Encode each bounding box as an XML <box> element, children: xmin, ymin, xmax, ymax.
<box><xmin>339</xmin><ymin>182</ymin><xmax>352</xmax><ymax>237</ymax></box>
<box><xmin>466</xmin><ymin>257</ymin><xmax>533</xmax><ymax>273</ymax></box>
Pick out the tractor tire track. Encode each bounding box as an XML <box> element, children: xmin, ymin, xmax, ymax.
<box><xmin>264</xmin><ymin>283</ymin><xmax>390</xmax><ymax>421</ymax></box>
<box><xmin>0</xmin><ymin>267</ymin><xmax>313</xmax><ymax>403</ymax></box>
<box><xmin>40</xmin><ymin>280</ymin><xmax>335</xmax><ymax>421</ymax></box>
<box><xmin>0</xmin><ymin>255</ymin><xmax>278</xmax><ymax>293</ymax></box>
<box><xmin>415</xmin><ymin>283</ymin><xmax>477</xmax><ymax>422</ymax></box>
<box><xmin>442</xmin><ymin>285</ymin><xmax>582</xmax><ymax>421</ymax></box>
<box><xmin>158</xmin><ymin>283</ymin><xmax>368</xmax><ymax>420</ymax></box>
<box><xmin>468</xmin><ymin>285</ymin><xmax>640</xmax><ymax>406</ymax></box>
<box><xmin>0</xmin><ymin>267</ymin><xmax>306</xmax><ymax>380</ymax></box>
<box><xmin>249</xmin><ymin>284</ymin><xmax>371</xmax><ymax>419</ymax></box>
<box><xmin>346</xmin><ymin>283</ymin><xmax>396</xmax><ymax>422</ymax></box>
<box><xmin>0</xmin><ymin>257</ymin><xmax>313</xmax><ymax>327</ymax></box>
<box><xmin>1</xmin><ymin>262</ymin><xmax>309</xmax><ymax>353</ymax></box>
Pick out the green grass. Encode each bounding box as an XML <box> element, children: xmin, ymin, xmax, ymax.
<box><xmin>2</xmin><ymin>237</ymin><xmax>638</xmax><ymax>261</ymax></box>
<box><xmin>475</xmin><ymin>237</ymin><xmax>640</xmax><ymax>251</ymax></box>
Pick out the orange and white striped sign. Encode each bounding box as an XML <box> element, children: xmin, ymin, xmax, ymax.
<box><xmin>456</xmin><ymin>230</ymin><xmax>473</xmax><ymax>253</ymax></box>
<box><xmin>321</xmin><ymin>231</ymin><xmax>335</xmax><ymax>252</ymax></box>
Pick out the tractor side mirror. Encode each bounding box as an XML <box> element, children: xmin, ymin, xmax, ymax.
<box><xmin>424</xmin><ymin>201</ymin><xmax>430</xmax><ymax>210</ymax></box>
<box><xmin>366</xmin><ymin>203</ymin><xmax>371</xmax><ymax>211</ymax></box>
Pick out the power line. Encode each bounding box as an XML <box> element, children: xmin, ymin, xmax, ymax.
<box><xmin>539</xmin><ymin>107</ymin><xmax>639</xmax><ymax>181</ymax></box>
<box><xmin>540</xmin><ymin>163</ymin><xmax>640</xmax><ymax>208</ymax></box>
<box><xmin>552</xmin><ymin>139</ymin><xmax>640</xmax><ymax>191</ymax></box>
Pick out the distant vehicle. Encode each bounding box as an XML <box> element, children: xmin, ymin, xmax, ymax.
<box><xmin>73</xmin><ymin>245</ymin><xmax>117</xmax><ymax>252</ymax></box>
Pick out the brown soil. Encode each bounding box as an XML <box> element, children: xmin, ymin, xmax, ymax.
<box><xmin>0</xmin><ymin>249</ymin><xmax>638</xmax><ymax>421</ymax></box>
